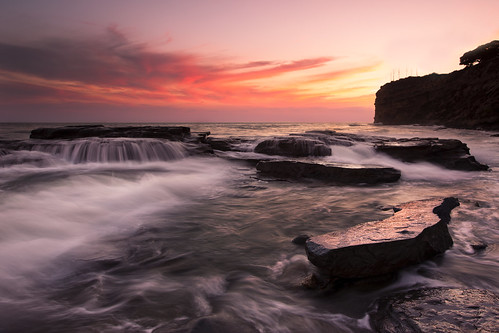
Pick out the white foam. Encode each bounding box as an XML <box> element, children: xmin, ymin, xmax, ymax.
<box><xmin>325</xmin><ymin>143</ymin><xmax>472</xmax><ymax>181</ymax></box>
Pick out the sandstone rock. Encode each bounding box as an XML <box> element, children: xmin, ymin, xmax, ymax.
<box><xmin>30</xmin><ymin>125</ymin><xmax>191</xmax><ymax>141</ymax></box>
<box><xmin>375</xmin><ymin>138</ymin><xmax>489</xmax><ymax>171</ymax></box>
<box><xmin>371</xmin><ymin>287</ymin><xmax>499</xmax><ymax>333</ymax></box>
<box><xmin>256</xmin><ymin>160</ymin><xmax>401</xmax><ymax>184</ymax></box>
<box><xmin>254</xmin><ymin>137</ymin><xmax>331</xmax><ymax>157</ymax></box>
<box><xmin>374</xmin><ymin>42</ymin><xmax>499</xmax><ymax>130</ymax></box>
<box><xmin>305</xmin><ymin>198</ymin><xmax>459</xmax><ymax>279</ymax></box>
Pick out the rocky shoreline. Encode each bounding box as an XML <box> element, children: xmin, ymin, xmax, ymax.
<box><xmin>2</xmin><ymin>124</ymin><xmax>495</xmax><ymax>331</ymax></box>
<box><xmin>374</xmin><ymin>40</ymin><xmax>499</xmax><ymax>130</ymax></box>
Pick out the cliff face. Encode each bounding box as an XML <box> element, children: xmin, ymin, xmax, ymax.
<box><xmin>374</xmin><ymin>56</ymin><xmax>499</xmax><ymax>130</ymax></box>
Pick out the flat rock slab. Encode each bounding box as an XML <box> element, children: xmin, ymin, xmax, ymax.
<box><xmin>375</xmin><ymin>138</ymin><xmax>489</xmax><ymax>171</ymax></box>
<box><xmin>256</xmin><ymin>160</ymin><xmax>401</xmax><ymax>184</ymax></box>
<box><xmin>371</xmin><ymin>287</ymin><xmax>499</xmax><ymax>332</ymax></box>
<box><xmin>306</xmin><ymin>198</ymin><xmax>459</xmax><ymax>278</ymax></box>
<box><xmin>30</xmin><ymin>125</ymin><xmax>191</xmax><ymax>141</ymax></box>
<box><xmin>296</xmin><ymin>130</ymin><xmax>488</xmax><ymax>171</ymax></box>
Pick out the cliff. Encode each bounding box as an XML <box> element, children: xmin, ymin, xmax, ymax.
<box><xmin>374</xmin><ymin>44</ymin><xmax>499</xmax><ymax>130</ymax></box>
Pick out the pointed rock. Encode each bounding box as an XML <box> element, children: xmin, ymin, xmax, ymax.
<box><xmin>305</xmin><ymin>198</ymin><xmax>459</xmax><ymax>279</ymax></box>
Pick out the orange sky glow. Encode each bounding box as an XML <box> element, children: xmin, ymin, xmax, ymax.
<box><xmin>0</xmin><ymin>0</ymin><xmax>498</xmax><ymax>122</ymax></box>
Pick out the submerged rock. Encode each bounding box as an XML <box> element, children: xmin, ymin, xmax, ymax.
<box><xmin>30</xmin><ymin>125</ymin><xmax>191</xmax><ymax>141</ymax></box>
<box><xmin>371</xmin><ymin>287</ymin><xmax>499</xmax><ymax>332</ymax></box>
<box><xmin>305</xmin><ymin>198</ymin><xmax>459</xmax><ymax>279</ymax></box>
<box><xmin>375</xmin><ymin>138</ymin><xmax>489</xmax><ymax>171</ymax></box>
<box><xmin>254</xmin><ymin>137</ymin><xmax>332</xmax><ymax>157</ymax></box>
<box><xmin>256</xmin><ymin>160</ymin><xmax>401</xmax><ymax>184</ymax></box>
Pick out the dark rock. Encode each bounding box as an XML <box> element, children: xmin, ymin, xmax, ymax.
<box><xmin>193</xmin><ymin>131</ymin><xmax>210</xmax><ymax>142</ymax></box>
<box><xmin>375</xmin><ymin>138</ymin><xmax>489</xmax><ymax>171</ymax></box>
<box><xmin>292</xmin><ymin>234</ymin><xmax>310</xmax><ymax>245</ymax></box>
<box><xmin>299</xmin><ymin>131</ymin><xmax>488</xmax><ymax>171</ymax></box>
<box><xmin>207</xmin><ymin>138</ymin><xmax>233</xmax><ymax>151</ymax></box>
<box><xmin>293</xmin><ymin>131</ymin><xmax>357</xmax><ymax>146</ymax></box>
<box><xmin>305</xmin><ymin>198</ymin><xmax>458</xmax><ymax>279</ymax></box>
<box><xmin>30</xmin><ymin>125</ymin><xmax>191</xmax><ymax>141</ymax></box>
<box><xmin>256</xmin><ymin>160</ymin><xmax>401</xmax><ymax>184</ymax></box>
<box><xmin>374</xmin><ymin>41</ymin><xmax>499</xmax><ymax>130</ymax></box>
<box><xmin>303</xmin><ymin>130</ymin><xmax>375</xmax><ymax>143</ymax></box>
<box><xmin>371</xmin><ymin>287</ymin><xmax>499</xmax><ymax>332</ymax></box>
<box><xmin>254</xmin><ymin>137</ymin><xmax>332</xmax><ymax>157</ymax></box>
<box><xmin>301</xmin><ymin>273</ymin><xmax>323</xmax><ymax>289</ymax></box>
<box><xmin>432</xmin><ymin>197</ymin><xmax>460</xmax><ymax>222</ymax></box>
<box><xmin>471</xmin><ymin>243</ymin><xmax>488</xmax><ymax>252</ymax></box>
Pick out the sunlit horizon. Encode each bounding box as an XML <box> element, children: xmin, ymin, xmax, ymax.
<box><xmin>1</xmin><ymin>0</ymin><xmax>498</xmax><ymax>122</ymax></box>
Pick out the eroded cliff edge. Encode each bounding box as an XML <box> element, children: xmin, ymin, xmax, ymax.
<box><xmin>374</xmin><ymin>41</ymin><xmax>499</xmax><ymax>130</ymax></box>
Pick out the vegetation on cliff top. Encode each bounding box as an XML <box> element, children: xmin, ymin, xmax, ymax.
<box><xmin>459</xmin><ymin>40</ymin><xmax>499</xmax><ymax>67</ymax></box>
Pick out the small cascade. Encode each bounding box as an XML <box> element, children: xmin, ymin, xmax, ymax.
<box><xmin>30</xmin><ymin>138</ymin><xmax>187</xmax><ymax>163</ymax></box>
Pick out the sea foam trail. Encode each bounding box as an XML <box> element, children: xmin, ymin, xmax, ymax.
<box><xmin>0</xmin><ymin>157</ymin><xmax>231</xmax><ymax>294</ymax></box>
<box><xmin>325</xmin><ymin>143</ymin><xmax>472</xmax><ymax>181</ymax></box>
<box><xmin>29</xmin><ymin>138</ymin><xmax>187</xmax><ymax>163</ymax></box>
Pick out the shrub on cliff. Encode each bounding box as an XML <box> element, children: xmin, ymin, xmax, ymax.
<box><xmin>459</xmin><ymin>40</ymin><xmax>499</xmax><ymax>66</ymax></box>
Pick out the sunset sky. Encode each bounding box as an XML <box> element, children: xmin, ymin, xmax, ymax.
<box><xmin>1</xmin><ymin>0</ymin><xmax>498</xmax><ymax>122</ymax></box>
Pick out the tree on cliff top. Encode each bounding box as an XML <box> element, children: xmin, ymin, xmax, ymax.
<box><xmin>459</xmin><ymin>40</ymin><xmax>499</xmax><ymax>67</ymax></box>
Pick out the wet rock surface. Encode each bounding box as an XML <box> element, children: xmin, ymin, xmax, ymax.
<box><xmin>371</xmin><ymin>287</ymin><xmax>499</xmax><ymax>332</ymax></box>
<box><xmin>254</xmin><ymin>137</ymin><xmax>332</xmax><ymax>157</ymax></box>
<box><xmin>27</xmin><ymin>126</ymin><xmax>489</xmax><ymax>172</ymax></box>
<box><xmin>375</xmin><ymin>138</ymin><xmax>489</xmax><ymax>171</ymax></box>
<box><xmin>256</xmin><ymin>160</ymin><xmax>401</xmax><ymax>184</ymax></box>
<box><xmin>306</xmin><ymin>198</ymin><xmax>459</xmax><ymax>279</ymax></box>
<box><xmin>30</xmin><ymin>125</ymin><xmax>191</xmax><ymax>141</ymax></box>
<box><xmin>297</xmin><ymin>131</ymin><xmax>488</xmax><ymax>171</ymax></box>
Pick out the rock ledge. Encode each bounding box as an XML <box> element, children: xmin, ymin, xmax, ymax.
<box><xmin>306</xmin><ymin>198</ymin><xmax>459</xmax><ymax>279</ymax></box>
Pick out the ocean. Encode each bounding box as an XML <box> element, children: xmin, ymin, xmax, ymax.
<box><xmin>0</xmin><ymin>122</ymin><xmax>497</xmax><ymax>332</ymax></box>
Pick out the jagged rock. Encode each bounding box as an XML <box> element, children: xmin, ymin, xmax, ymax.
<box><xmin>254</xmin><ymin>137</ymin><xmax>332</xmax><ymax>157</ymax></box>
<box><xmin>375</xmin><ymin>138</ymin><xmax>489</xmax><ymax>171</ymax></box>
<box><xmin>374</xmin><ymin>41</ymin><xmax>499</xmax><ymax>130</ymax></box>
<box><xmin>371</xmin><ymin>288</ymin><xmax>499</xmax><ymax>332</ymax></box>
<box><xmin>305</xmin><ymin>198</ymin><xmax>459</xmax><ymax>279</ymax></box>
<box><xmin>30</xmin><ymin>125</ymin><xmax>191</xmax><ymax>141</ymax></box>
<box><xmin>256</xmin><ymin>160</ymin><xmax>401</xmax><ymax>184</ymax></box>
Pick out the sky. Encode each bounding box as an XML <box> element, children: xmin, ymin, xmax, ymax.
<box><xmin>0</xmin><ymin>0</ymin><xmax>498</xmax><ymax>123</ymax></box>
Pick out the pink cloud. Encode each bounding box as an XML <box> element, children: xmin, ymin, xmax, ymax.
<box><xmin>0</xmin><ymin>27</ymin><xmax>376</xmax><ymax>108</ymax></box>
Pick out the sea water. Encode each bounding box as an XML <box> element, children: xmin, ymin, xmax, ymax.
<box><xmin>0</xmin><ymin>122</ymin><xmax>497</xmax><ymax>332</ymax></box>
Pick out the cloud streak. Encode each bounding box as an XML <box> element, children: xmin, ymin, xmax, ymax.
<box><xmin>0</xmin><ymin>27</ymin><xmax>379</xmax><ymax>107</ymax></box>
